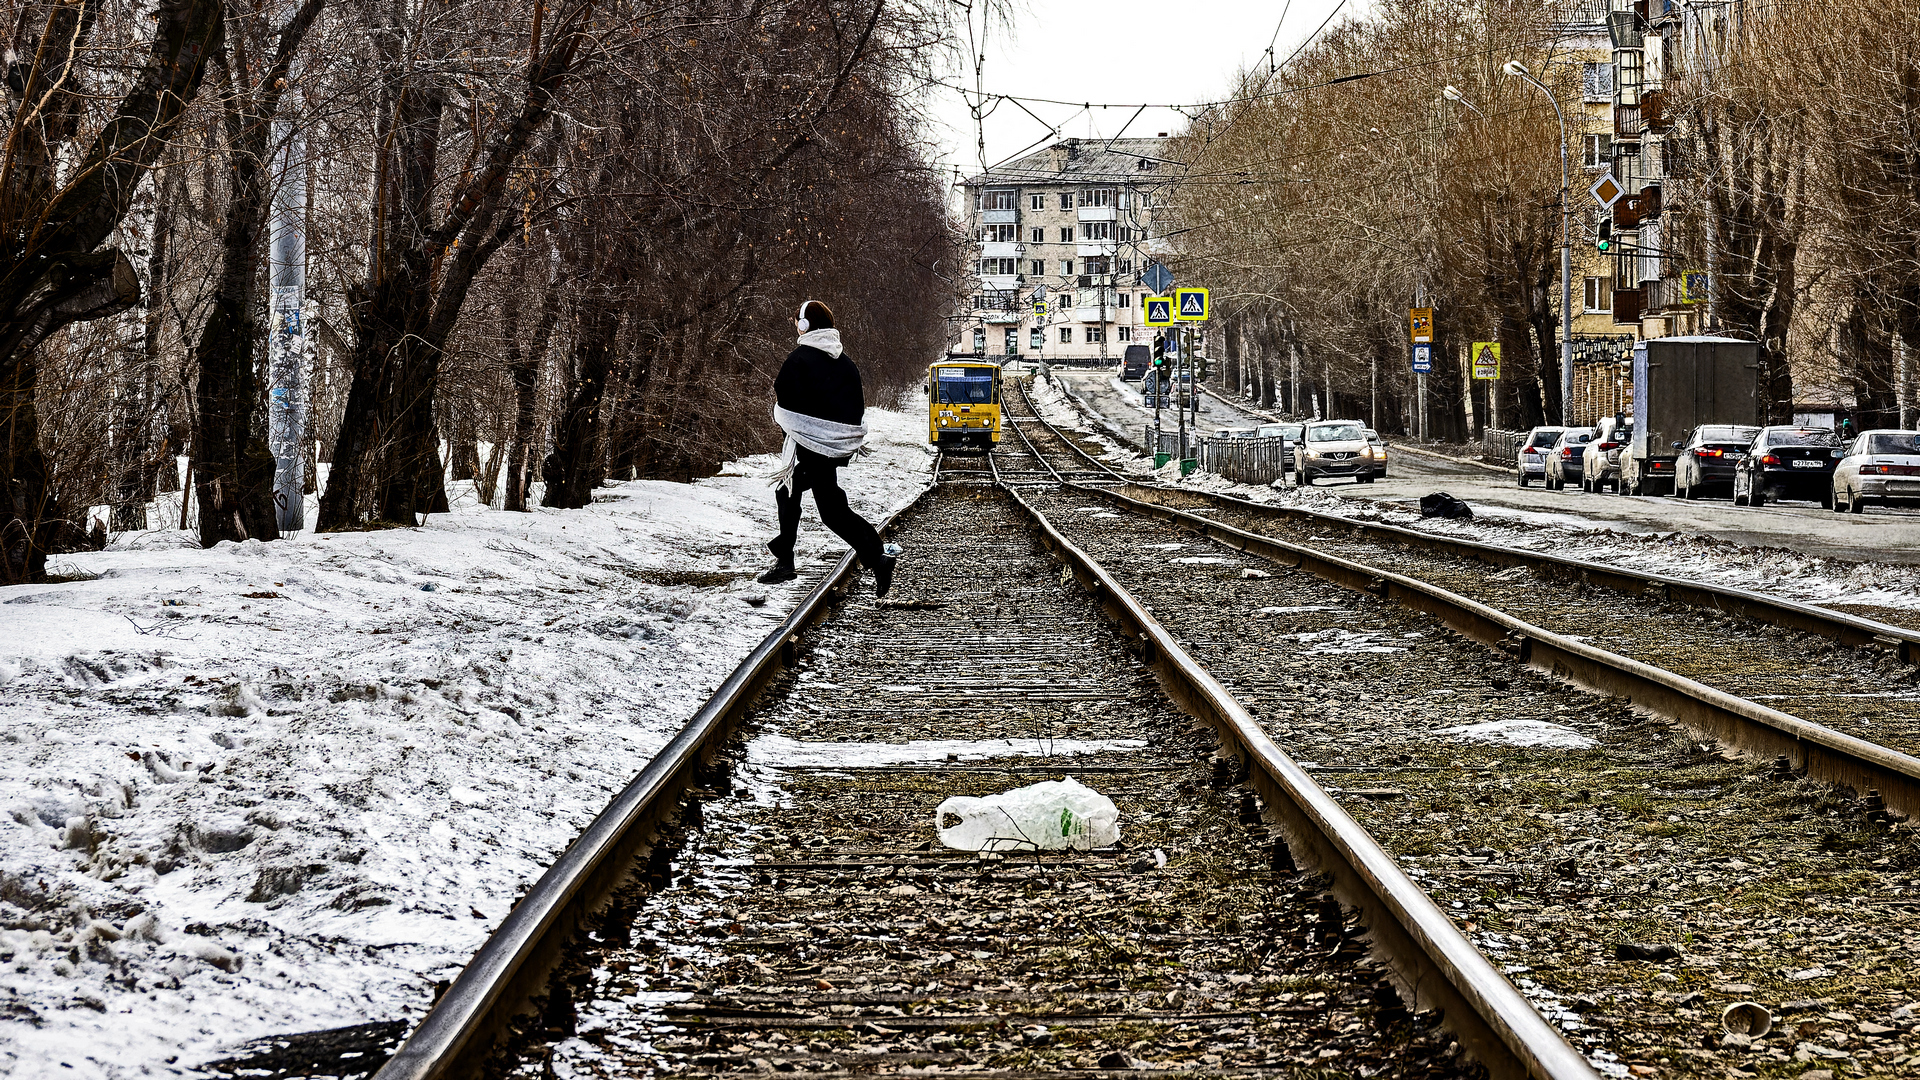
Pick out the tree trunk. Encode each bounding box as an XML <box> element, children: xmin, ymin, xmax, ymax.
<box><xmin>545</xmin><ymin>304</ymin><xmax>619</xmax><ymax>509</ymax></box>
<box><xmin>505</xmin><ymin>288</ymin><xmax>559</xmax><ymax>512</ymax></box>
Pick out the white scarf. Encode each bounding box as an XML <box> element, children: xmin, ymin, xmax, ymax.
<box><xmin>771</xmin><ymin>329</ymin><xmax>866</xmax><ymax>493</ymax></box>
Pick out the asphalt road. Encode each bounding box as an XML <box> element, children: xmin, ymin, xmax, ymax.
<box><xmin>1053</xmin><ymin>370</ymin><xmax>1920</xmax><ymax>566</ymax></box>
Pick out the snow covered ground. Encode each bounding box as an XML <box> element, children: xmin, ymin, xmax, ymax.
<box><xmin>0</xmin><ymin>406</ymin><xmax>932</xmax><ymax>1078</ymax></box>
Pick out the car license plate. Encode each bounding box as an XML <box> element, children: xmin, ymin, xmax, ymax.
<box><xmin>1792</xmin><ymin>459</ymin><xmax>1822</xmax><ymax>468</ymax></box>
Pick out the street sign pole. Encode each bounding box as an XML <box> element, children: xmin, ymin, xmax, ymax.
<box><xmin>1177</xmin><ymin>326</ymin><xmax>1187</xmax><ymax>472</ymax></box>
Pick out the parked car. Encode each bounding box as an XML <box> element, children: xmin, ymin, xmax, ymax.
<box><xmin>1580</xmin><ymin>416</ymin><xmax>1633</xmax><ymax>493</ymax></box>
<box><xmin>1675</xmin><ymin>424</ymin><xmax>1764</xmax><ymax>500</ymax></box>
<box><xmin>1832</xmin><ymin>429</ymin><xmax>1920</xmax><ymax>513</ymax></box>
<box><xmin>1120</xmin><ymin>344</ymin><xmax>1151</xmax><ymax>381</ymax></box>
<box><xmin>1542</xmin><ymin>428</ymin><xmax>1596</xmax><ymax>490</ymax></box>
<box><xmin>1295</xmin><ymin>420</ymin><xmax>1373</xmax><ymax>485</ymax></box>
<box><xmin>1728</xmin><ymin>426</ymin><xmax>1841</xmax><ymax>506</ymax></box>
<box><xmin>1515</xmin><ymin>426</ymin><xmax>1566</xmax><ymax>487</ymax></box>
<box><xmin>1255</xmin><ymin>422</ymin><xmax>1301</xmax><ymax>472</ymax></box>
<box><xmin>1363</xmin><ymin>429</ymin><xmax>1388</xmax><ymax>479</ymax></box>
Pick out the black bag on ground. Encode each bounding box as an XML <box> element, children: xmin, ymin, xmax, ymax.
<box><xmin>1419</xmin><ymin>492</ymin><xmax>1474</xmax><ymax>520</ymax></box>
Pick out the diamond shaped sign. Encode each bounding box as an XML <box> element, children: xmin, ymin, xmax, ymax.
<box><xmin>1590</xmin><ymin>172</ymin><xmax>1623</xmax><ymax>209</ymax></box>
<box><xmin>1142</xmin><ymin>262</ymin><xmax>1174</xmax><ymax>294</ymax></box>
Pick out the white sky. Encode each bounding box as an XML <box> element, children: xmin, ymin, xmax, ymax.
<box><xmin>923</xmin><ymin>0</ymin><xmax>1355</xmax><ymax>180</ymax></box>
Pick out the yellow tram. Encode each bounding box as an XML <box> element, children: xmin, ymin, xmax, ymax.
<box><xmin>926</xmin><ymin>359</ymin><xmax>1002</xmax><ymax>450</ymax></box>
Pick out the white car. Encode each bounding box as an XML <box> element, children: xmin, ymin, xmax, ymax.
<box><xmin>1515</xmin><ymin>426</ymin><xmax>1566</xmax><ymax>487</ymax></box>
<box><xmin>1832</xmin><ymin>429</ymin><xmax>1920</xmax><ymax>514</ymax></box>
<box><xmin>1295</xmin><ymin>420</ymin><xmax>1374</xmax><ymax>485</ymax></box>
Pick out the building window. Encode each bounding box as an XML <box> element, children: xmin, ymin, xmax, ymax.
<box><xmin>1584</xmin><ymin>276</ymin><xmax>1612</xmax><ymax>313</ymax></box>
<box><xmin>1029</xmin><ymin>259</ymin><xmax>1045</xmax><ymax>276</ymax></box>
<box><xmin>1118</xmin><ymin>292</ymin><xmax>1131</xmax><ymax>308</ymax></box>
<box><xmin>1081</xmin><ymin>188</ymin><xmax>1113</xmax><ymax>208</ymax></box>
<box><xmin>984</xmin><ymin>189</ymin><xmax>1017</xmax><ymax>210</ymax></box>
<box><xmin>1030</xmin><ymin>193</ymin><xmax>1045</xmax><ymax>211</ymax></box>
<box><xmin>1080</xmin><ymin>221</ymin><xmax>1112</xmax><ymax>241</ymax></box>
<box><xmin>1117</xmin><ymin>227</ymin><xmax>1133</xmax><ymax>242</ymax></box>
<box><xmin>1083</xmin><ymin>255</ymin><xmax>1111</xmax><ymax>275</ymax></box>
<box><xmin>978</xmin><ymin>258</ymin><xmax>1015</xmax><ymax>275</ymax></box>
<box><xmin>1030</xmin><ymin>327</ymin><xmax>1045</xmax><ymax>349</ymax></box>
<box><xmin>1029</xmin><ymin>227</ymin><xmax>1044</xmax><ymax>243</ymax></box>
<box><xmin>983</xmin><ymin>224</ymin><xmax>1015</xmax><ymax>243</ymax></box>
<box><xmin>1004</xmin><ymin>328</ymin><xmax>1018</xmax><ymax>355</ymax></box>
<box><xmin>1582</xmin><ymin>61</ymin><xmax>1614</xmax><ymax>102</ymax></box>
<box><xmin>1617</xmin><ymin>48</ymin><xmax>1642</xmax><ymax>106</ymax></box>
<box><xmin>1059</xmin><ymin>327</ymin><xmax>1073</xmax><ymax>344</ymax></box>
<box><xmin>972</xmin><ymin>329</ymin><xmax>986</xmax><ymax>353</ymax></box>
<box><xmin>1118</xmin><ymin>259</ymin><xmax>1134</xmax><ymax>275</ymax></box>
<box><xmin>1060</xmin><ymin>259</ymin><xmax>1074</xmax><ymax>275</ymax></box>
<box><xmin>1582</xmin><ymin>134</ymin><xmax>1612</xmax><ymax>169</ymax></box>
<box><xmin>1086</xmin><ymin>327</ymin><xmax>1105</xmax><ymax>344</ymax></box>
<box><xmin>1059</xmin><ymin>227</ymin><xmax>1073</xmax><ymax>243</ymax></box>
<box><xmin>1117</xmin><ymin>325</ymin><xmax>1132</xmax><ymax>342</ymax></box>
<box><xmin>1059</xmin><ymin>192</ymin><xmax>1073</xmax><ymax>210</ymax></box>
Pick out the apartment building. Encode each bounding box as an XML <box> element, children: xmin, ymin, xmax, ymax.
<box><xmin>1566</xmin><ymin>0</ymin><xmax>1643</xmax><ymax>423</ymax></box>
<box><xmin>954</xmin><ymin>137</ymin><xmax>1173</xmax><ymax>363</ymax></box>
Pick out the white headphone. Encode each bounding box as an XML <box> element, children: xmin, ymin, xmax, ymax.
<box><xmin>796</xmin><ymin>301</ymin><xmax>812</xmax><ymax>333</ymax></box>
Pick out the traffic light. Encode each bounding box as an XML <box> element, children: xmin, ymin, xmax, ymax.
<box><xmin>1597</xmin><ymin>218</ymin><xmax>1613</xmax><ymax>252</ymax></box>
<box><xmin>1151</xmin><ymin>334</ymin><xmax>1166</xmax><ymax>366</ymax></box>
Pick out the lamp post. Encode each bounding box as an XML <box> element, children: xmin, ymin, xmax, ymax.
<box><xmin>1503</xmin><ymin>60</ymin><xmax>1573</xmax><ymax>428</ymax></box>
<box><xmin>1441</xmin><ymin>85</ymin><xmax>1487</xmax><ymax>120</ymax></box>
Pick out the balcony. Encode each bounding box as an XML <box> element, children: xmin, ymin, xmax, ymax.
<box><xmin>982</xmin><ymin>209</ymin><xmax>1017</xmax><ymax>224</ymax></box>
<box><xmin>1070</xmin><ymin>308</ymin><xmax>1111</xmax><ymax>323</ymax></box>
<box><xmin>981</xmin><ymin>241</ymin><xmax>1022</xmax><ymax>259</ymax></box>
<box><xmin>1076</xmin><ymin>242</ymin><xmax>1116</xmax><ymax>257</ymax></box>
<box><xmin>977</xmin><ymin>274</ymin><xmax>1017</xmax><ymax>291</ymax></box>
<box><xmin>1642</xmin><ymin>275</ymin><xmax>1689</xmax><ymax>315</ymax></box>
<box><xmin>1614</xmin><ymin>103</ymin><xmax>1642</xmax><ymax>138</ymax></box>
<box><xmin>1612</xmin><ymin>287</ymin><xmax>1643</xmax><ymax>325</ymax></box>
<box><xmin>1076</xmin><ymin>205</ymin><xmax>1117</xmax><ymax>222</ymax></box>
<box><xmin>1641</xmin><ymin>89</ymin><xmax>1669</xmax><ymax>131</ymax></box>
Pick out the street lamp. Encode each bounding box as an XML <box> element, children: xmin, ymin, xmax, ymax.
<box><xmin>1441</xmin><ymin>85</ymin><xmax>1487</xmax><ymax>121</ymax></box>
<box><xmin>1504</xmin><ymin>59</ymin><xmax>1574</xmax><ymax>428</ymax></box>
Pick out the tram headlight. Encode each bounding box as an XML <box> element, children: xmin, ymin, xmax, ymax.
<box><xmin>939</xmin><ymin>417</ymin><xmax>948</xmax><ymax>427</ymax></box>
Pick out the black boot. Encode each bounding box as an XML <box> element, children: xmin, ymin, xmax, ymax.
<box><xmin>757</xmin><ymin>563</ymin><xmax>797</xmax><ymax>585</ymax></box>
<box><xmin>871</xmin><ymin>542</ymin><xmax>902</xmax><ymax>597</ymax></box>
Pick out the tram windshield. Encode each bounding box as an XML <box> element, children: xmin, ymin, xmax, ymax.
<box><xmin>934</xmin><ymin>367</ymin><xmax>997</xmax><ymax>404</ymax></box>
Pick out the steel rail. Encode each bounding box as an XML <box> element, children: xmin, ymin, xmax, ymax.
<box><xmin>1070</xmin><ymin>480</ymin><xmax>1920</xmax><ymax>819</ymax></box>
<box><xmin>999</xmin><ymin>483</ymin><xmax>1602</xmax><ymax>1080</ymax></box>
<box><xmin>370</xmin><ymin>486</ymin><xmax>936</xmax><ymax>1080</ymax></box>
<box><xmin>1033</xmin><ymin>376</ymin><xmax>1920</xmax><ymax>665</ymax></box>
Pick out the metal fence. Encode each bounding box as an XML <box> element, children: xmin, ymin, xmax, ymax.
<box><xmin>1148</xmin><ymin>426</ymin><xmax>1292</xmax><ymax>486</ymax></box>
<box><xmin>1198</xmin><ymin>436</ymin><xmax>1291</xmax><ymax>486</ymax></box>
<box><xmin>1482</xmin><ymin>427</ymin><xmax>1526</xmax><ymax>467</ymax></box>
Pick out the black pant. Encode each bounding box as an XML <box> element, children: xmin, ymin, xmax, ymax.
<box><xmin>770</xmin><ymin>446</ymin><xmax>884</xmax><ymax>569</ymax></box>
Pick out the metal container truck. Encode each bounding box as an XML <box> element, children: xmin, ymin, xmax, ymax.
<box><xmin>1621</xmin><ymin>336</ymin><xmax>1759</xmax><ymax>496</ymax></box>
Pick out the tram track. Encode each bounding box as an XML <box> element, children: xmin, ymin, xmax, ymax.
<box><xmin>999</xmin><ymin>378</ymin><xmax>1920</xmax><ymax>1078</ymax></box>
<box><xmin>338</xmin><ymin>371</ymin><xmax>1917</xmax><ymax>1080</ymax></box>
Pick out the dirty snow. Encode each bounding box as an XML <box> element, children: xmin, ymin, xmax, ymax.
<box><xmin>744</xmin><ymin>734</ymin><xmax>1148</xmax><ymax>769</ymax></box>
<box><xmin>1435</xmin><ymin>718</ymin><xmax>1598</xmax><ymax>750</ymax></box>
<box><xmin>0</xmin><ymin>405</ymin><xmax>931</xmax><ymax>1078</ymax></box>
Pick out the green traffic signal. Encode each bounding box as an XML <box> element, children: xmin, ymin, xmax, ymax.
<box><xmin>1597</xmin><ymin>219</ymin><xmax>1613</xmax><ymax>252</ymax></box>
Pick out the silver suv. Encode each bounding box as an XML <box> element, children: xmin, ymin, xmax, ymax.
<box><xmin>1580</xmin><ymin>416</ymin><xmax>1633</xmax><ymax>493</ymax></box>
<box><xmin>1295</xmin><ymin>420</ymin><xmax>1374</xmax><ymax>485</ymax></box>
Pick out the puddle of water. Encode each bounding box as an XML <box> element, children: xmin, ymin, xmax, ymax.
<box><xmin>1436</xmin><ymin>718</ymin><xmax>1596</xmax><ymax>749</ymax></box>
<box><xmin>745</xmin><ymin>734</ymin><xmax>1150</xmax><ymax>768</ymax></box>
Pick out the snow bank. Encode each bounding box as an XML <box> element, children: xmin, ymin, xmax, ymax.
<box><xmin>0</xmin><ymin>406</ymin><xmax>931</xmax><ymax>1078</ymax></box>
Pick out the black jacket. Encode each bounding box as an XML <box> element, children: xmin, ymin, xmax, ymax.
<box><xmin>774</xmin><ymin>344</ymin><xmax>865</xmax><ymax>426</ymax></box>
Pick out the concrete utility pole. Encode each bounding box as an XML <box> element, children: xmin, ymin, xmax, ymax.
<box><xmin>1505</xmin><ymin>61</ymin><xmax>1574</xmax><ymax>428</ymax></box>
<box><xmin>267</xmin><ymin>118</ymin><xmax>308</xmax><ymax>532</ymax></box>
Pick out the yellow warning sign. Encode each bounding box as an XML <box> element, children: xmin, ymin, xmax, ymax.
<box><xmin>1409</xmin><ymin>307</ymin><xmax>1433</xmax><ymax>344</ymax></box>
<box><xmin>1471</xmin><ymin>342</ymin><xmax>1501</xmax><ymax>380</ymax></box>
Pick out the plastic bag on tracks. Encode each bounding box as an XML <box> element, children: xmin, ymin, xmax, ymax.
<box><xmin>935</xmin><ymin>778</ymin><xmax>1121</xmax><ymax>852</ymax></box>
<box><xmin>1419</xmin><ymin>491</ymin><xmax>1474</xmax><ymax>519</ymax></box>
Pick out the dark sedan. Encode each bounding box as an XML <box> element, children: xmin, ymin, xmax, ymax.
<box><xmin>1674</xmin><ymin>425</ymin><xmax>1762</xmax><ymax>500</ymax></box>
<box><xmin>1733</xmin><ymin>426</ymin><xmax>1843</xmax><ymax>507</ymax></box>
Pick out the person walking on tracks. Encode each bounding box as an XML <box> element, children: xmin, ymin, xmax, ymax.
<box><xmin>759</xmin><ymin>300</ymin><xmax>901</xmax><ymax>595</ymax></box>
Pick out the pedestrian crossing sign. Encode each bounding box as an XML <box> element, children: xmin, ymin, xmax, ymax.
<box><xmin>1174</xmin><ymin>287</ymin><xmax>1209</xmax><ymax>321</ymax></box>
<box><xmin>1145</xmin><ymin>296</ymin><xmax>1174</xmax><ymax>325</ymax></box>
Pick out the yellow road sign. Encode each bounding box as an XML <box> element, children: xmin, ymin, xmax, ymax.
<box><xmin>1409</xmin><ymin>307</ymin><xmax>1433</xmax><ymax>344</ymax></box>
<box><xmin>1174</xmin><ymin>287</ymin><xmax>1210</xmax><ymax>321</ymax></box>
<box><xmin>1680</xmin><ymin>270</ymin><xmax>1709</xmax><ymax>303</ymax></box>
<box><xmin>1144</xmin><ymin>296</ymin><xmax>1174</xmax><ymax>326</ymax></box>
<box><xmin>1471</xmin><ymin>341</ymin><xmax>1501</xmax><ymax>380</ymax></box>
